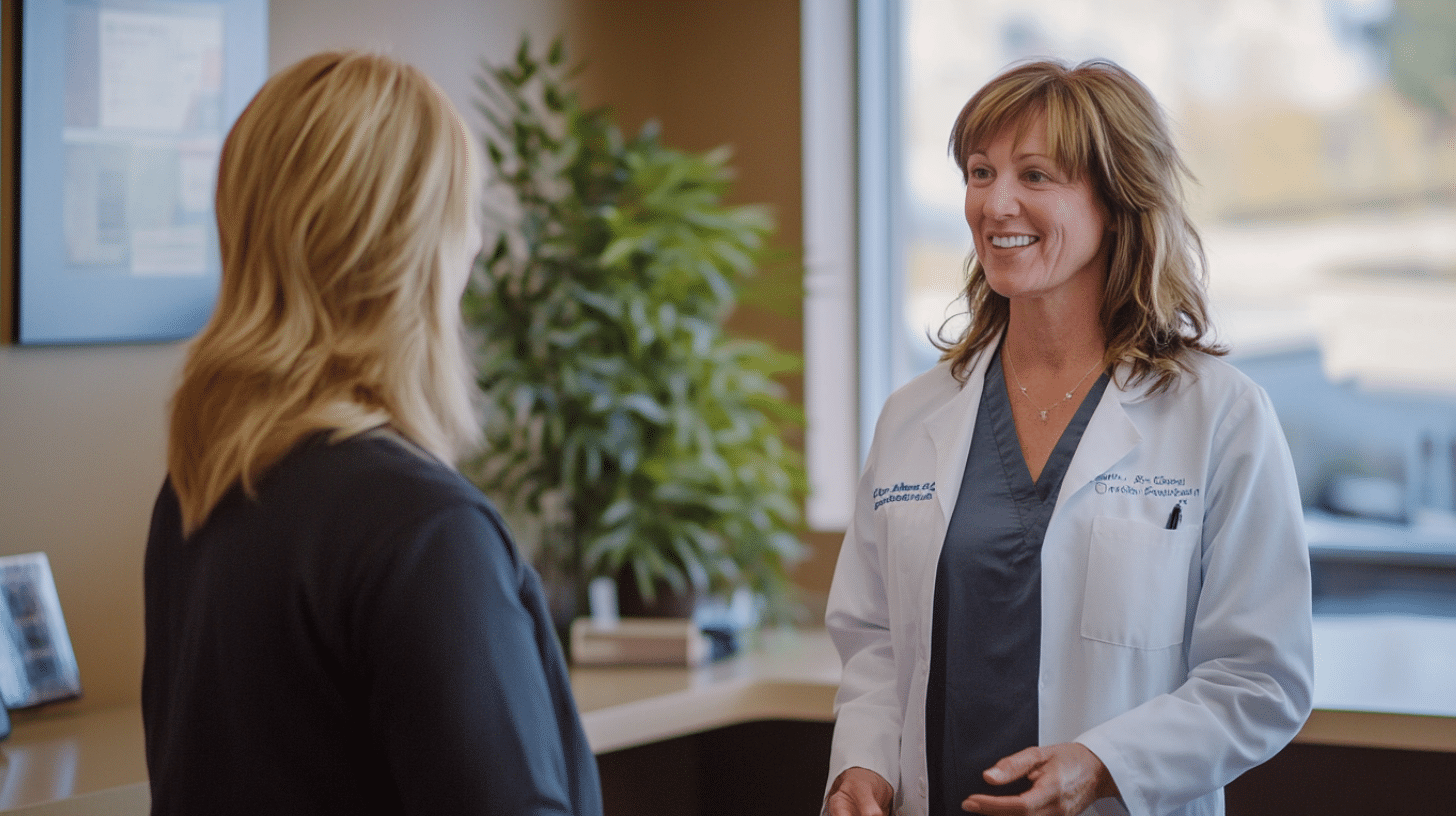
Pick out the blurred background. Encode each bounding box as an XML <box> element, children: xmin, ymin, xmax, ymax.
<box><xmin>887</xmin><ymin>0</ymin><xmax>1456</xmax><ymax>599</ymax></box>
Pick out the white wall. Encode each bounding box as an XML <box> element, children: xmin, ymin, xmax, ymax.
<box><xmin>0</xmin><ymin>0</ymin><xmax>564</xmax><ymax>713</ymax></box>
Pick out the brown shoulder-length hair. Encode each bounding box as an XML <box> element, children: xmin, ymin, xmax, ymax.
<box><xmin>938</xmin><ymin>58</ymin><xmax>1223</xmax><ymax>390</ymax></box>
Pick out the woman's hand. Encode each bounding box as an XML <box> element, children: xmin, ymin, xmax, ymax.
<box><xmin>827</xmin><ymin>766</ymin><xmax>895</xmax><ymax>816</ymax></box>
<box><xmin>962</xmin><ymin>743</ymin><xmax>1118</xmax><ymax>816</ymax></box>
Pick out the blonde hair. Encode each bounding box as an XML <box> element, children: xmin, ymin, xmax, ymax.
<box><xmin>168</xmin><ymin>51</ymin><xmax>482</xmax><ymax>536</ymax></box>
<box><xmin>940</xmin><ymin>58</ymin><xmax>1223</xmax><ymax>390</ymax></box>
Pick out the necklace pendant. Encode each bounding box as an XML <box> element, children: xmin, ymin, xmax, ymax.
<box><xmin>1003</xmin><ymin>348</ymin><xmax>1103</xmax><ymax>428</ymax></box>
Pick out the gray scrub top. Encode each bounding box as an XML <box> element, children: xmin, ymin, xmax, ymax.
<box><xmin>926</xmin><ymin>347</ymin><xmax>1109</xmax><ymax>815</ymax></box>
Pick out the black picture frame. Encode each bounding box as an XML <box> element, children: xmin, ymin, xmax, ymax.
<box><xmin>0</xmin><ymin>552</ymin><xmax>82</xmax><ymax>710</ymax></box>
<box><xmin>10</xmin><ymin>0</ymin><xmax>267</xmax><ymax>345</ymax></box>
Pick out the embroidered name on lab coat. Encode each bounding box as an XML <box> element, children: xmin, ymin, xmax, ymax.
<box><xmin>872</xmin><ymin>481</ymin><xmax>936</xmax><ymax>510</ymax></box>
<box><xmin>1095</xmin><ymin>472</ymin><xmax>1202</xmax><ymax>498</ymax></box>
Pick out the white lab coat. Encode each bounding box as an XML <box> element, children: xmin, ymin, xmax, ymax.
<box><xmin>825</xmin><ymin>346</ymin><xmax>1313</xmax><ymax>816</ymax></box>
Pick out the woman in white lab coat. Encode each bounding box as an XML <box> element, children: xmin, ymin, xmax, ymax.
<box><xmin>823</xmin><ymin>60</ymin><xmax>1312</xmax><ymax>816</ymax></box>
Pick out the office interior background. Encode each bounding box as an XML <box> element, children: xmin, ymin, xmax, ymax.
<box><xmin>1</xmin><ymin>0</ymin><xmax>1454</xmax><ymax>811</ymax></box>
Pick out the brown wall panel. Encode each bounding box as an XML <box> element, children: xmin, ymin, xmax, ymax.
<box><xmin>565</xmin><ymin>1</ymin><xmax>846</xmax><ymax>599</ymax></box>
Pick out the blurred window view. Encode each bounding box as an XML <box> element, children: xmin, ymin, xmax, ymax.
<box><xmin>880</xmin><ymin>0</ymin><xmax>1456</xmax><ymax>622</ymax></box>
<box><xmin>898</xmin><ymin>0</ymin><xmax>1455</xmax><ymax>384</ymax></box>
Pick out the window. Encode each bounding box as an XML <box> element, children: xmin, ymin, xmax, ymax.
<box><xmin>804</xmin><ymin>0</ymin><xmax>1456</xmax><ymax>544</ymax></box>
<box><xmin>892</xmin><ymin>0</ymin><xmax>1456</xmax><ymax>570</ymax></box>
<box><xmin>895</xmin><ymin>0</ymin><xmax>1456</xmax><ymax>398</ymax></box>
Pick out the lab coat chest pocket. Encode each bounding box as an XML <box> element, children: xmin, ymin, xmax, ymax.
<box><xmin>1081</xmin><ymin>515</ymin><xmax>1198</xmax><ymax>650</ymax></box>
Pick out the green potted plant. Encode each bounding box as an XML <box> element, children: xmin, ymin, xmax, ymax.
<box><xmin>462</xmin><ymin>40</ymin><xmax>807</xmax><ymax>629</ymax></box>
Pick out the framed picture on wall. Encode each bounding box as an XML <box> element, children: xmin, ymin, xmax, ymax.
<box><xmin>10</xmin><ymin>0</ymin><xmax>267</xmax><ymax>345</ymax></box>
<box><xmin>0</xmin><ymin>552</ymin><xmax>81</xmax><ymax>709</ymax></box>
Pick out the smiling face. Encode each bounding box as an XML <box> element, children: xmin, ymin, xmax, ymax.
<box><xmin>963</xmin><ymin>112</ymin><xmax>1111</xmax><ymax>310</ymax></box>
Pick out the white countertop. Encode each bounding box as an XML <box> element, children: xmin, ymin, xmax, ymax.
<box><xmin>1298</xmin><ymin>613</ymin><xmax>1456</xmax><ymax>752</ymax></box>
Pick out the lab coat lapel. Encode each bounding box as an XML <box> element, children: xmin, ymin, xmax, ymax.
<box><xmin>1054</xmin><ymin>369</ymin><xmax>1146</xmax><ymax>507</ymax></box>
<box><xmin>923</xmin><ymin>347</ymin><xmax>995</xmax><ymax>523</ymax></box>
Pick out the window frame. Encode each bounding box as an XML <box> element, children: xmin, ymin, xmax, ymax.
<box><xmin>801</xmin><ymin>0</ymin><xmax>912</xmax><ymax>531</ymax></box>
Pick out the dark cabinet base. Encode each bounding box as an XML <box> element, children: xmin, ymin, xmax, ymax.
<box><xmin>598</xmin><ymin>720</ymin><xmax>833</xmax><ymax>816</ymax></box>
<box><xmin>1225</xmin><ymin>742</ymin><xmax>1456</xmax><ymax>816</ymax></box>
<box><xmin>597</xmin><ymin>721</ymin><xmax>1456</xmax><ymax>816</ymax></box>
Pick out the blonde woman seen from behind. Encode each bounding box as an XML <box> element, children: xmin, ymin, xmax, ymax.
<box><xmin>143</xmin><ymin>52</ymin><xmax>603</xmax><ymax>816</ymax></box>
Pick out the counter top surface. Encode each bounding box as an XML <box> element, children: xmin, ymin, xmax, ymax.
<box><xmin>2</xmin><ymin>619</ymin><xmax>1455</xmax><ymax>813</ymax></box>
<box><xmin>569</xmin><ymin>620</ymin><xmax>1456</xmax><ymax>754</ymax></box>
<box><xmin>0</xmin><ymin>705</ymin><xmax>148</xmax><ymax>814</ymax></box>
<box><xmin>571</xmin><ymin>626</ymin><xmax>841</xmax><ymax>753</ymax></box>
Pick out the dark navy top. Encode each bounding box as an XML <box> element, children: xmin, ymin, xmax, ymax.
<box><xmin>926</xmin><ymin>350</ymin><xmax>1108</xmax><ymax>814</ymax></box>
<box><xmin>143</xmin><ymin>431</ymin><xmax>603</xmax><ymax>816</ymax></box>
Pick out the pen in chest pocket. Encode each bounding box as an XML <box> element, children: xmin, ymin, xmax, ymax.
<box><xmin>1165</xmin><ymin>504</ymin><xmax>1181</xmax><ymax>530</ymax></box>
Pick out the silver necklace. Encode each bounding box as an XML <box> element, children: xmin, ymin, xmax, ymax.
<box><xmin>1003</xmin><ymin>349</ymin><xmax>1103</xmax><ymax>422</ymax></box>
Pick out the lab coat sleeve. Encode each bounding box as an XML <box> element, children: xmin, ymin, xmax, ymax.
<box><xmin>1076</xmin><ymin>385</ymin><xmax>1314</xmax><ymax>816</ymax></box>
<box><xmin>824</xmin><ymin>431</ymin><xmax>904</xmax><ymax>804</ymax></box>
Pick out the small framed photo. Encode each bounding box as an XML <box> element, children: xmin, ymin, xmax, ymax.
<box><xmin>0</xmin><ymin>553</ymin><xmax>82</xmax><ymax>709</ymax></box>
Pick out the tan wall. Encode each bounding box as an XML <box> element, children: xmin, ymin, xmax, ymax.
<box><xmin>0</xmin><ymin>1</ymin><xmax>838</xmax><ymax>723</ymax></box>
<box><xmin>565</xmin><ymin>1</ymin><xmax>843</xmax><ymax>605</ymax></box>
<box><xmin>0</xmin><ymin>0</ymin><xmax>565</xmax><ymax>716</ymax></box>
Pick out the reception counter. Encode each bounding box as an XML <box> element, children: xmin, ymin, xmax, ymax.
<box><xmin>574</xmin><ymin>627</ymin><xmax>839</xmax><ymax>753</ymax></box>
<box><xmin>2</xmin><ymin>624</ymin><xmax>1454</xmax><ymax>814</ymax></box>
<box><xmin>0</xmin><ymin>628</ymin><xmax>840</xmax><ymax>815</ymax></box>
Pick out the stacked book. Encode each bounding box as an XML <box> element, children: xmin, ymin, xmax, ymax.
<box><xmin>569</xmin><ymin>617</ymin><xmax>715</xmax><ymax>666</ymax></box>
